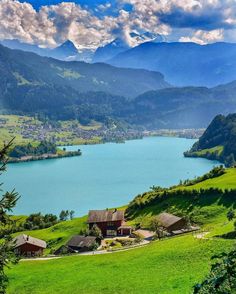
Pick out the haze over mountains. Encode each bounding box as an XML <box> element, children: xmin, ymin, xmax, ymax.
<box><xmin>108</xmin><ymin>42</ymin><xmax>236</xmax><ymax>87</ymax></box>
<box><xmin>1</xmin><ymin>39</ymin><xmax>236</xmax><ymax>128</ymax></box>
<box><xmin>2</xmin><ymin>38</ymin><xmax>236</xmax><ymax>88</ymax></box>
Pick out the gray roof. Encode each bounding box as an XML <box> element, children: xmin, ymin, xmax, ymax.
<box><xmin>88</xmin><ymin>209</ymin><xmax>125</xmax><ymax>223</ymax></box>
<box><xmin>66</xmin><ymin>235</ymin><xmax>96</xmax><ymax>248</ymax></box>
<box><xmin>158</xmin><ymin>213</ymin><xmax>183</xmax><ymax>228</ymax></box>
<box><xmin>13</xmin><ymin>234</ymin><xmax>47</xmax><ymax>249</ymax></box>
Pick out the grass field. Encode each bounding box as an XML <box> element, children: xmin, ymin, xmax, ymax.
<box><xmin>7</xmin><ymin>234</ymin><xmax>234</xmax><ymax>294</ymax></box>
<box><xmin>184</xmin><ymin>168</ymin><xmax>236</xmax><ymax>190</ymax></box>
<box><xmin>5</xmin><ymin>168</ymin><xmax>236</xmax><ymax>293</ymax></box>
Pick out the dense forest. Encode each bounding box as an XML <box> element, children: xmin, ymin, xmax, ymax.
<box><xmin>9</xmin><ymin>141</ymin><xmax>57</xmax><ymax>158</ymax></box>
<box><xmin>1</xmin><ymin>45</ymin><xmax>236</xmax><ymax>129</ymax></box>
<box><xmin>184</xmin><ymin>114</ymin><xmax>236</xmax><ymax>166</ymax></box>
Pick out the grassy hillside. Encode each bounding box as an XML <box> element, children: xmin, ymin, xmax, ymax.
<box><xmin>184</xmin><ymin>114</ymin><xmax>236</xmax><ymax>166</ymax></box>
<box><xmin>126</xmin><ymin>168</ymin><xmax>236</xmax><ymax>228</ymax></box>
<box><xmin>7</xmin><ymin>235</ymin><xmax>234</xmax><ymax>294</ymax></box>
<box><xmin>12</xmin><ymin>216</ymin><xmax>87</xmax><ymax>255</ymax></box>
<box><xmin>5</xmin><ymin>167</ymin><xmax>236</xmax><ymax>293</ymax></box>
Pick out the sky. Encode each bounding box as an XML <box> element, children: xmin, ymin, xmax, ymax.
<box><xmin>0</xmin><ymin>0</ymin><xmax>236</xmax><ymax>49</ymax></box>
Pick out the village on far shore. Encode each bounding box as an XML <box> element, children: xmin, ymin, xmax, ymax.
<box><xmin>13</xmin><ymin>208</ymin><xmax>199</xmax><ymax>258</ymax></box>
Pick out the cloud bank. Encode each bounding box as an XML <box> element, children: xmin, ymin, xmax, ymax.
<box><xmin>0</xmin><ymin>0</ymin><xmax>235</xmax><ymax>49</ymax></box>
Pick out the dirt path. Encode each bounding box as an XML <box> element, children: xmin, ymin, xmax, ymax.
<box><xmin>21</xmin><ymin>240</ymin><xmax>150</xmax><ymax>261</ymax></box>
<box><xmin>194</xmin><ymin>232</ymin><xmax>210</xmax><ymax>239</ymax></box>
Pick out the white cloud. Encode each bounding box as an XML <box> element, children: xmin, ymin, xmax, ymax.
<box><xmin>0</xmin><ymin>0</ymin><xmax>116</xmax><ymax>49</ymax></box>
<box><xmin>179</xmin><ymin>29</ymin><xmax>224</xmax><ymax>44</ymax></box>
<box><xmin>0</xmin><ymin>0</ymin><xmax>235</xmax><ymax>49</ymax></box>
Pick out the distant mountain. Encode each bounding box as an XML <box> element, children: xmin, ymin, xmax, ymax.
<box><xmin>0</xmin><ymin>44</ymin><xmax>169</xmax><ymax>120</ymax></box>
<box><xmin>93</xmin><ymin>32</ymin><xmax>165</xmax><ymax>63</ymax></box>
<box><xmin>108</xmin><ymin>42</ymin><xmax>236</xmax><ymax>87</ymax></box>
<box><xmin>184</xmin><ymin>114</ymin><xmax>236</xmax><ymax>166</ymax></box>
<box><xmin>127</xmin><ymin>81</ymin><xmax>236</xmax><ymax>129</ymax></box>
<box><xmin>1</xmin><ymin>39</ymin><xmax>45</xmax><ymax>55</ymax></box>
<box><xmin>1</xmin><ymin>44</ymin><xmax>236</xmax><ymax>129</ymax></box>
<box><xmin>51</xmin><ymin>40</ymin><xmax>78</xmax><ymax>60</ymax></box>
<box><xmin>0</xmin><ymin>39</ymin><xmax>94</xmax><ymax>62</ymax></box>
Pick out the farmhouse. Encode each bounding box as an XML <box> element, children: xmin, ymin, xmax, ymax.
<box><xmin>158</xmin><ymin>213</ymin><xmax>187</xmax><ymax>233</ymax></box>
<box><xmin>13</xmin><ymin>234</ymin><xmax>46</xmax><ymax>257</ymax></box>
<box><xmin>88</xmin><ymin>209</ymin><xmax>132</xmax><ymax>237</ymax></box>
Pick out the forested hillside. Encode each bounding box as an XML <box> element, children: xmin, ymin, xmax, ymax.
<box><xmin>184</xmin><ymin>114</ymin><xmax>236</xmax><ymax>166</ymax></box>
<box><xmin>1</xmin><ymin>45</ymin><xmax>236</xmax><ymax>128</ymax></box>
<box><xmin>0</xmin><ymin>44</ymin><xmax>168</xmax><ymax>101</ymax></box>
<box><xmin>129</xmin><ymin>84</ymin><xmax>236</xmax><ymax>128</ymax></box>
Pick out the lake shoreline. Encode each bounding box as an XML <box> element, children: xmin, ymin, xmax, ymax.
<box><xmin>4</xmin><ymin>136</ymin><xmax>218</xmax><ymax>216</ymax></box>
<box><xmin>8</xmin><ymin>151</ymin><xmax>82</xmax><ymax>164</ymax></box>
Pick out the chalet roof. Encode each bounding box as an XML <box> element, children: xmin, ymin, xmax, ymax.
<box><xmin>158</xmin><ymin>213</ymin><xmax>183</xmax><ymax>228</ymax></box>
<box><xmin>88</xmin><ymin>209</ymin><xmax>125</xmax><ymax>223</ymax></box>
<box><xmin>13</xmin><ymin>234</ymin><xmax>47</xmax><ymax>249</ymax></box>
<box><xmin>66</xmin><ymin>235</ymin><xmax>96</xmax><ymax>248</ymax></box>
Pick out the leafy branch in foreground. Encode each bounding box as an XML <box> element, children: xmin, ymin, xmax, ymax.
<box><xmin>193</xmin><ymin>248</ymin><xmax>236</xmax><ymax>293</ymax></box>
<box><xmin>0</xmin><ymin>139</ymin><xmax>20</xmax><ymax>294</ymax></box>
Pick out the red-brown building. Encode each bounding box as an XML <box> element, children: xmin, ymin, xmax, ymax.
<box><xmin>13</xmin><ymin>234</ymin><xmax>47</xmax><ymax>257</ymax></box>
<box><xmin>88</xmin><ymin>209</ymin><xmax>132</xmax><ymax>237</ymax></box>
<box><xmin>157</xmin><ymin>213</ymin><xmax>187</xmax><ymax>233</ymax></box>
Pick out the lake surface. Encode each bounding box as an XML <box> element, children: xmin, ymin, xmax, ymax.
<box><xmin>2</xmin><ymin>137</ymin><xmax>219</xmax><ymax>216</ymax></box>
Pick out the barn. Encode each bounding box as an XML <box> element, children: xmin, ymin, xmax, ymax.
<box><xmin>158</xmin><ymin>213</ymin><xmax>187</xmax><ymax>233</ymax></box>
<box><xmin>13</xmin><ymin>234</ymin><xmax>47</xmax><ymax>257</ymax></box>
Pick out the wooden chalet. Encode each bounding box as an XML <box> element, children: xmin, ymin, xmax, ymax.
<box><xmin>88</xmin><ymin>209</ymin><xmax>132</xmax><ymax>237</ymax></box>
<box><xmin>13</xmin><ymin>234</ymin><xmax>46</xmax><ymax>257</ymax></box>
<box><xmin>157</xmin><ymin>213</ymin><xmax>187</xmax><ymax>233</ymax></box>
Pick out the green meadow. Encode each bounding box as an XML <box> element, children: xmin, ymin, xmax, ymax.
<box><xmin>7</xmin><ymin>234</ymin><xmax>234</xmax><ymax>294</ymax></box>
<box><xmin>5</xmin><ymin>167</ymin><xmax>236</xmax><ymax>293</ymax></box>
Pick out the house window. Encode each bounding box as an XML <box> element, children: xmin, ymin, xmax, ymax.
<box><xmin>106</xmin><ymin>230</ymin><xmax>117</xmax><ymax>236</ymax></box>
<box><xmin>107</xmin><ymin>222</ymin><xmax>114</xmax><ymax>226</ymax></box>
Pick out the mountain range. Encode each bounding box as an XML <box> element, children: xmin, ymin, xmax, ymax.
<box><xmin>1</xmin><ymin>44</ymin><xmax>236</xmax><ymax>128</ymax></box>
<box><xmin>108</xmin><ymin>42</ymin><xmax>236</xmax><ymax>87</ymax></box>
<box><xmin>93</xmin><ymin>32</ymin><xmax>164</xmax><ymax>63</ymax></box>
<box><xmin>1</xmin><ymin>32</ymin><xmax>163</xmax><ymax>63</ymax></box>
<box><xmin>0</xmin><ymin>39</ymin><xmax>91</xmax><ymax>62</ymax></box>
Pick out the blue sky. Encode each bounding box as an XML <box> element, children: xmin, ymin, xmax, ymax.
<box><xmin>0</xmin><ymin>0</ymin><xmax>236</xmax><ymax>49</ymax></box>
<box><xmin>18</xmin><ymin>0</ymin><xmax>117</xmax><ymax>11</ymax></box>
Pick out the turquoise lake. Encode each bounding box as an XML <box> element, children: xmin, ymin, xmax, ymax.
<box><xmin>3</xmin><ymin>136</ymin><xmax>219</xmax><ymax>216</ymax></box>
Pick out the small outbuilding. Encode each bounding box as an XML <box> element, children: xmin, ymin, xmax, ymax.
<box><xmin>157</xmin><ymin>212</ymin><xmax>187</xmax><ymax>233</ymax></box>
<box><xmin>67</xmin><ymin>235</ymin><xmax>98</xmax><ymax>252</ymax></box>
<box><xmin>54</xmin><ymin>235</ymin><xmax>98</xmax><ymax>255</ymax></box>
<box><xmin>13</xmin><ymin>234</ymin><xmax>47</xmax><ymax>257</ymax></box>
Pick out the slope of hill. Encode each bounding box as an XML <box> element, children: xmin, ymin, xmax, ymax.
<box><xmin>0</xmin><ymin>44</ymin><xmax>169</xmax><ymax>121</ymax></box>
<box><xmin>128</xmin><ymin>85</ymin><xmax>236</xmax><ymax>128</ymax></box>
<box><xmin>1</xmin><ymin>44</ymin><xmax>236</xmax><ymax>128</ymax></box>
<box><xmin>109</xmin><ymin>42</ymin><xmax>236</xmax><ymax>87</ymax></box>
<box><xmin>6</xmin><ymin>168</ymin><xmax>236</xmax><ymax>293</ymax></box>
<box><xmin>0</xmin><ymin>44</ymin><xmax>168</xmax><ymax>99</ymax></box>
<box><xmin>184</xmin><ymin>114</ymin><xmax>236</xmax><ymax>166</ymax></box>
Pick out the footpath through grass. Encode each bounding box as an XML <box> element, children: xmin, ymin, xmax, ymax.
<box><xmin>6</xmin><ymin>168</ymin><xmax>236</xmax><ymax>293</ymax></box>
<box><xmin>7</xmin><ymin>234</ymin><xmax>234</xmax><ymax>294</ymax></box>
